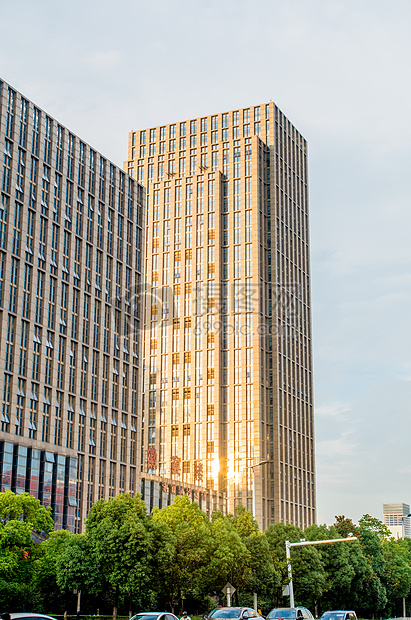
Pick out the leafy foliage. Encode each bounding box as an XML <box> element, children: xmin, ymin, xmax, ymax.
<box><xmin>86</xmin><ymin>493</ymin><xmax>173</xmax><ymax>613</ymax></box>
<box><xmin>0</xmin><ymin>491</ymin><xmax>54</xmax><ymax>610</ymax></box>
<box><xmin>0</xmin><ymin>490</ymin><xmax>54</xmax><ymax>532</ymax></box>
<box><xmin>152</xmin><ymin>494</ymin><xmax>212</xmax><ymax>611</ymax></box>
<box><xmin>3</xmin><ymin>489</ymin><xmax>411</xmax><ymax>618</ymax></box>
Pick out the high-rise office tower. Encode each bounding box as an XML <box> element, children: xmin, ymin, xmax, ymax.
<box><xmin>0</xmin><ymin>79</ymin><xmax>144</xmax><ymax>532</ymax></box>
<box><xmin>126</xmin><ymin>103</ymin><xmax>315</xmax><ymax>529</ymax></box>
<box><xmin>383</xmin><ymin>503</ymin><xmax>411</xmax><ymax>539</ymax></box>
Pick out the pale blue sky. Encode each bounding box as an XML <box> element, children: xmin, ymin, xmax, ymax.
<box><xmin>2</xmin><ymin>0</ymin><xmax>411</xmax><ymax>525</ymax></box>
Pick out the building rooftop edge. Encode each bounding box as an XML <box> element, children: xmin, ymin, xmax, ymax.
<box><xmin>0</xmin><ymin>76</ymin><xmax>139</xmax><ymax>179</ymax></box>
<box><xmin>129</xmin><ymin>100</ymin><xmax>306</xmax><ymax>141</ymax></box>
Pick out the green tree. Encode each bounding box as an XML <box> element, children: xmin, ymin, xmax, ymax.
<box><xmin>357</xmin><ymin>512</ymin><xmax>409</xmax><ymax>615</ymax></box>
<box><xmin>229</xmin><ymin>504</ymin><xmax>259</xmax><ymax>538</ymax></box>
<box><xmin>86</xmin><ymin>493</ymin><xmax>170</xmax><ymax>617</ymax></box>
<box><xmin>152</xmin><ymin>494</ymin><xmax>212</xmax><ymax>612</ymax></box>
<box><xmin>357</xmin><ymin>516</ymin><xmax>388</xmax><ymax>613</ymax></box>
<box><xmin>359</xmin><ymin>513</ymin><xmax>392</xmax><ymax>540</ymax></box>
<box><xmin>0</xmin><ymin>491</ymin><xmax>54</xmax><ymax>609</ymax></box>
<box><xmin>228</xmin><ymin>506</ymin><xmax>280</xmax><ymax>610</ymax></box>
<box><xmin>55</xmin><ymin>533</ymin><xmax>103</xmax><ymax>594</ymax></box>
<box><xmin>333</xmin><ymin>515</ymin><xmax>359</xmax><ymax>538</ymax></box>
<box><xmin>382</xmin><ymin>537</ymin><xmax>411</xmax><ymax>614</ymax></box>
<box><xmin>305</xmin><ymin>523</ymin><xmax>362</xmax><ymax>612</ymax></box>
<box><xmin>356</xmin><ymin>514</ymin><xmax>404</xmax><ymax>615</ymax></box>
<box><xmin>306</xmin><ymin>518</ymin><xmax>386</xmax><ymax>617</ymax></box>
<box><xmin>34</xmin><ymin>529</ymin><xmax>73</xmax><ymax>612</ymax></box>
<box><xmin>205</xmin><ymin>511</ymin><xmax>251</xmax><ymax>597</ymax></box>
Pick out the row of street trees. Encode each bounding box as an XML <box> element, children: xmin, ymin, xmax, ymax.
<box><xmin>2</xmin><ymin>490</ymin><xmax>411</xmax><ymax>617</ymax></box>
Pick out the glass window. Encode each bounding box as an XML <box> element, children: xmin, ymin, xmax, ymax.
<box><xmin>209</xmin><ymin>612</ymin><xmax>242</xmax><ymax>619</ymax></box>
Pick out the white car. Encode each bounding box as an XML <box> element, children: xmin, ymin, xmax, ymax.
<box><xmin>320</xmin><ymin>612</ymin><xmax>357</xmax><ymax>620</ymax></box>
<box><xmin>131</xmin><ymin>613</ymin><xmax>179</xmax><ymax>620</ymax></box>
<box><xmin>8</xmin><ymin>615</ymin><xmax>57</xmax><ymax>620</ymax></box>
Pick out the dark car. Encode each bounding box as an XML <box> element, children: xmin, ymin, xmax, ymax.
<box><xmin>130</xmin><ymin>613</ymin><xmax>179</xmax><ymax>620</ymax></box>
<box><xmin>267</xmin><ymin>608</ymin><xmax>314</xmax><ymax>620</ymax></box>
<box><xmin>206</xmin><ymin>609</ymin><xmax>265</xmax><ymax>620</ymax></box>
<box><xmin>320</xmin><ymin>612</ymin><xmax>357</xmax><ymax>620</ymax></box>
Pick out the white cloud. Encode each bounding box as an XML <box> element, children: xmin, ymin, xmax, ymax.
<box><xmin>315</xmin><ymin>402</ymin><xmax>352</xmax><ymax>418</ymax></box>
<box><xmin>316</xmin><ymin>435</ymin><xmax>358</xmax><ymax>465</ymax></box>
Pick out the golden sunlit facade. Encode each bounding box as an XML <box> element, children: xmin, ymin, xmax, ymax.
<box><xmin>126</xmin><ymin>103</ymin><xmax>315</xmax><ymax>529</ymax></box>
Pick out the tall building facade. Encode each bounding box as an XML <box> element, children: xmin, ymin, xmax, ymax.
<box><xmin>383</xmin><ymin>503</ymin><xmax>411</xmax><ymax>539</ymax></box>
<box><xmin>126</xmin><ymin>103</ymin><xmax>315</xmax><ymax>529</ymax></box>
<box><xmin>0</xmin><ymin>79</ymin><xmax>144</xmax><ymax>531</ymax></box>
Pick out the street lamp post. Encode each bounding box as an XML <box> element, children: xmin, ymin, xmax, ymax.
<box><xmin>243</xmin><ymin>460</ymin><xmax>269</xmax><ymax>612</ymax></box>
<box><xmin>400</xmin><ymin>514</ymin><xmax>411</xmax><ymax>618</ymax></box>
<box><xmin>245</xmin><ymin>460</ymin><xmax>268</xmax><ymax>518</ymax></box>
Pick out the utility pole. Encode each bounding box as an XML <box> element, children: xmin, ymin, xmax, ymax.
<box><xmin>243</xmin><ymin>459</ymin><xmax>269</xmax><ymax>521</ymax></box>
<box><xmin>401</xmin><ymin>514</ymin><xmax>411</xmax><ymax>618</ymax></box>
<box><xmin>247</xmin><ymin>459</ymin><xmax>269</xmax><ymax>612</ymax></box>
<box><xmin>285</xmin><ymin>537</ymin><xmax>358</xmax><ymax>607</ymax></box>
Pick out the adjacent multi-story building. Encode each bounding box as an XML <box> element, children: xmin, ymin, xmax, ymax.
<box><xmin>0</xmin><ymin>79</ymin><xmax>144</xmax><ymax>532</ymax></box>
<box><xmin>383</xmin><ymin>503</ymin><xmax>411</xmax><ymax>539</ymax></box>
<box><xmin>126</xmin><ymin>103</ymin><xmax>315</xmax><ymax>529</ymax></box>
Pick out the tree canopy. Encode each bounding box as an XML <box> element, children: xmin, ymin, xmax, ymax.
<box><xmin>2</xmin><ymin>490</ymin><xmax>411</xmax><ymax>618</ymax></box>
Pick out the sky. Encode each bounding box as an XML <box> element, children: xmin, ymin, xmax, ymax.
<box><xmin>2</xmin><ymin>0</ymin><xmax>411</xmax><ymax>526</ymax></box>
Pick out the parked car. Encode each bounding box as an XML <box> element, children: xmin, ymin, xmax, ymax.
<box><xmin>8</xmin><ymin>615</ymin><xmax>57</xmax><ymax>620</ymax></box>
<box><xmin>267</xmin><ymin>608</ymin><xmax>314</xmax><ymax>620</ymax></box>
<box><xmin>206</xmin><ymin>609</ymin><xmax>265</xmax><ymax>620</ymax></box>
<box><xmin>320</xmin><ymin>612</ymin><xmax>357</xmax><ymax>620</ymax></box>
<box><xmin>131</xmin><ymin>614</ymin><xmax>179</xmax><ymax>620</ymax></box>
